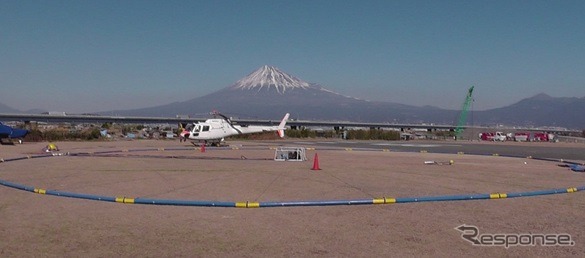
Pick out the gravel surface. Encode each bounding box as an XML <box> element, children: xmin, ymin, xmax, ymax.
<box><xmin>1</xmin><ymin>140</ymin><xmax>584</xmax><ymax>257</ymax></box>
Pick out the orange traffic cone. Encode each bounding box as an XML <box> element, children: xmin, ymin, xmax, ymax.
<box><xmin>311</xmin><ymin>153</ymin><xmax>321</xmax><ymax>170</ymax></box>
<box><xmin>201</xmin><ymin>144</ymin><xmax>206</xmax><ymax>153</ymax></box>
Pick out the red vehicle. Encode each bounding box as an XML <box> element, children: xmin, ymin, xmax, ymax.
<box><xmin>513</xmin><ymin>132</ymin><xmax>530</xmax><ymax>142</ymax></box>
<box><xmin>479</xmin><ymin>132</ymin><xmax>506</xmax><ymax>141</ymax></box>
<box><xmin>532</xmin><ymin>132</ymin><xmax>553</xmax><ymax>142</ymax></box>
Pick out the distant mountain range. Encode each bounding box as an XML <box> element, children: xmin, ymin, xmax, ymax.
<box><xmin>0</xmin><ymin>103</ymin><xmax>20</xmax><ymax>113</ymax></box>
<box><xmin>100</xmin><ymin>65</ymin><xmax>459</xmax><ymax>124</ymax></box>
<box><xmin>475</xmin><ymin>93</ymin><xmax>585</xmax><ymax>129</ymax></box>
<box><xmin>1</xmin><ymin>65</ymin><xmax>584</xmax><ymax>129</ymax></box>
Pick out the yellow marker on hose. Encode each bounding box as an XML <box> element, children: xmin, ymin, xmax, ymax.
<box><xmin>34</xmin><ymin>188</ymin><xmax>46</xmax><ymax>194</ymax></box>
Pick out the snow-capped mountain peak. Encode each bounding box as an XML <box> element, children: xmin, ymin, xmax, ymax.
<box><xmin>231</xmin><ymin>65</ymin><xmax>310</xmax><ymax>94</ymax></box>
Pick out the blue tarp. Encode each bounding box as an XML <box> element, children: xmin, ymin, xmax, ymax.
<box><xmin>570</xmin><ymin>164</ymin><xmax>585</xmax><ymax>172</ymax></box>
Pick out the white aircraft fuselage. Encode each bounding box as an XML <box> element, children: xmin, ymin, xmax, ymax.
<box><xmin>181</xmin><ymin>113</ymin><xmax>289</xmax><ymax>145</ymax></box>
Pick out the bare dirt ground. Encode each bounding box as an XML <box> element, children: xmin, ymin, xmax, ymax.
<box><xmin>1</xmin><ymin>139</ymin><xmax>584</xmax><ymax>257</ymax></box>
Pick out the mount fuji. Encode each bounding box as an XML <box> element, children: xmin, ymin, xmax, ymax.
<box><xmin>1</xmin><ymin>66</ymin><xmax>582</xmax><ymax>128</ymax></box>
<box><xmin>232</xmin><ymin>65</ymin><xmax>311</xmax><ymax>93</ymax></box>
<box><xmin>98</xmin><ymin>65</ymin><xmax>585</xmax><ymax>128</ymax></box>
<box><xmin>103</xmin><ymin>65</ymin><xmax>456</xmax><ymax>123</ymax></box>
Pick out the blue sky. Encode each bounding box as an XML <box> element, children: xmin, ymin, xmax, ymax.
<box><xmin>1</xmin><ymin>0</ymin><xmax>584</xmax><ymax>113</ymax></box>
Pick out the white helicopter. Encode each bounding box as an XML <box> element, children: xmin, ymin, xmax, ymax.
<box><xmin>180</xmin><ymin>111</ymin><xmax>290</xmax><ymax>146</ymax></box>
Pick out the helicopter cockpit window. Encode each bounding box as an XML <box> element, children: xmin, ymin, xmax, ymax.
<box><xmin>202</xmin><ymin>125</ymin><xmax>210</xmax><ymax>132</ymax></box>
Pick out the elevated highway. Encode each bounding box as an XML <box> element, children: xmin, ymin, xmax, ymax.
<box><xmin>0</xmin><ymin>113</ymin><xmax>581</xmax><ymax>135</ymax></box>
